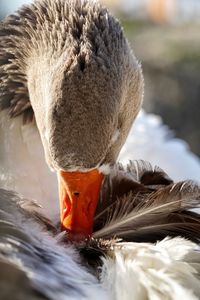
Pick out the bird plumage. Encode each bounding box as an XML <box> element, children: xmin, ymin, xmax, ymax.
<box><xmin>0</xmin><ymin>189</ymin><xmax>108</xmax><ymax>300</ymax></box>
<box><xmin>93</xmin><ymin>161</ymin><xmax>200</xmax><ymax>243</ymax></box>
<box><xmin>1</xmin><ymin>162</ymin><xmax>200</xmax><ymax>299</ymax></box>
<box><xmin>1</xmin><ymin>1</ymin><xmax>200</xmax><ymax>299</ymax></box>
<box><xmin>119</xmin><ymin>110</ymin><xmax>200</xmax><ymax>182</ymax></box>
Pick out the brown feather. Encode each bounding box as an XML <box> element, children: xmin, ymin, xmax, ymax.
<box><xmin>93</xmin><ymin>161</ymin><xmax>200</xmax><ymax>244</ymax></box>
<box><xmin>94</xmin><ymin>161</ymin><xmax>173</xmax><ymax>231</ymax></box>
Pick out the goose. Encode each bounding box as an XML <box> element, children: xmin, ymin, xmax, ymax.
<box><xmin>0</xmin><ymin>0</ymin><xmax>144</xmax><ymax>236</ymax></box>
<box><xmin>0</xmin><ymin>0</ymin><xmax>144</xmax><ymax>235</ymax></box>
<box><xmin>1</xmin><ymin>1</ymin><xmax>200</xmax><ymax>299</ymax></box>
<box><xmin>1</xmin><ymin>1</ymin><xmax>200</xmax><ymax>213</ymax></box>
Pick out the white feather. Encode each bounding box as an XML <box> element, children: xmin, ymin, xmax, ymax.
<box><xmin>118</xmin><ymin>110</ymin><xmax>200</xmax><ymax>182</ymax></box>
<box><xmin>0</xmin><ymin>111</ymin><xmax>58</xmax><ymax>221</ymax></box>
<box><xmin>101</xmin><ymin>237</ymin><xmax>200</xmax><ymax>300</ymax></box>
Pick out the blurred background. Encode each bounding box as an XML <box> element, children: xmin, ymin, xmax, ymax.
<box><xmin>0</xmin><ymin>0</ymin><xmax>200</xmax><ymax>158</ymax></box>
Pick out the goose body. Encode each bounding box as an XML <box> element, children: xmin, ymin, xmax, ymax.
<box><xmin>1</xmin><ymin>165</ymin><xmax>200</xmax><ymax>300</ymax></box>
<box><xmin>0</xmin><ymin>189</ymin><xmax>108</xmax><ymax>300</ymax></box>
<box><xmin>119</xmin><ymin>110</ymin><xmax>200</xmax><ymax>182</ymax></box>
<box><xmin>0</xmin><ymin>110</ymin><xmax>58</xmax><ymax>220</ymax></box>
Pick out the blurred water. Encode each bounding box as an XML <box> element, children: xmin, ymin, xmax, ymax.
<box><xmin>1</xmin><ymin>0</ymin><xmax>200</xmax><ymax>23</ymax></box>
<box><xmin>0</xmin><ymin>0</ymin><xmax>32</xmax><ymax>19</ymax></box>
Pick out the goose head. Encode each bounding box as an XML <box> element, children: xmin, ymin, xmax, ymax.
<box><xmin>0</xmin><ymin>0</ymin><xmax>143</xmax><ymax>238</ymax></box>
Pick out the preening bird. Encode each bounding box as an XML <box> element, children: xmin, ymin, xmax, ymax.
<box><xmin>1</xmin><ymin>1</ymin><xmax>200</xmax><ymax>299</ymax></box>
<box><xmin>0</xmin><ymin>0</ymin><xmax>143</xmax><ymax>238</ymax></box>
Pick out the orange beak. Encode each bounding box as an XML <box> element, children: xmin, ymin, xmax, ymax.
<box><xmin>58</xmin><ymin>169</ymin><xmax>104</xmax><ymax>239</ymax></box>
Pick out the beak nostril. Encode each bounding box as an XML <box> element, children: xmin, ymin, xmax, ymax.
<box><xmin>74</xmin><ymin>192</ymin><xmax>80</xmax><ymax>197</ymax></box>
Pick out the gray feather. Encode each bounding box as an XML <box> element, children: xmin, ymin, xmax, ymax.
<box><xmin>0</xmin><ymin>189</ymin><xmax>105</xmax><ymax>300</ymax></box>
